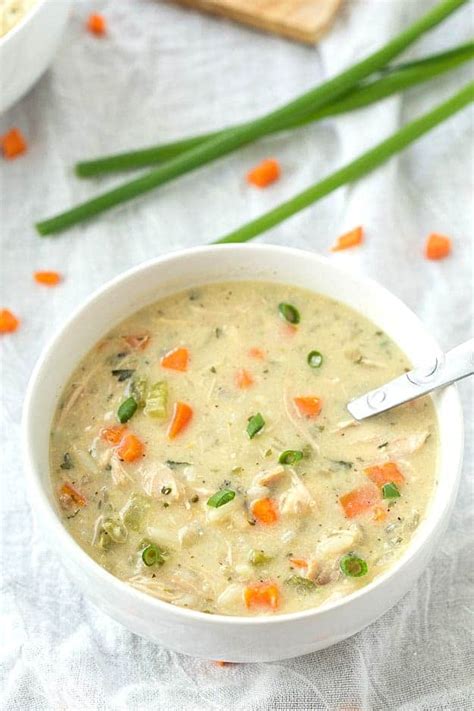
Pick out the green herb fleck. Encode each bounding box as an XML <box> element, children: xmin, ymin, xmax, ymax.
<box><xmin>60</xmin><ymin>452</ymin><xmax>73</xmax><ymax>470</ymax></box>
<box><xmin>111</xmin><ymin>369</ymin><xmax>135</xmax><ymax>382</ymax></box>
<box><xmin>207</xmin><ymin>489</ymin><xmax>236</xmax><ymax>508</ymax></box>
<box><xmin>249</xmin><ymin>549</ymin><xmax>273</xmax><ymax>566</ymax></box>
<box><xmin>285</xmin><ymin>576</ymin><xmax>317</xmax><ymax>593</ymax></box>
<box><xmin>165</xmin><ymin>460</ymin><xmax>191</xmax><ymax>469</ymax></box>
<box><xmin>382</xmin><ymin>482</ymin><xmax>401</xmax><ymax>499</ymax></box>
<box><xmin>247</xmin><ymin>412</ymin><xmax>265</xmax><ymax>439</ymax></box>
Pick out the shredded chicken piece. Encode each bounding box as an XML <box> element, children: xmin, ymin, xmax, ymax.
<box><xmin>178</xmin><ymin>521</ymin><xmax>203</xmax><ymax>547</ymax></box>
<box><xmin>110</xmin><ymin>456</ymin><xmax>134</xmax><ymax>487</ymax></box>
<box><xmin>314</xmin><ymin>526</ymin><xmax>361</xmax><ymax>560</ymax></box>
<box><xmin>147</xmin><ymin>525</ymin><xmax>179</xmax><ymax>549</ymax></box>
<box><xmin>129</xmin><ymin>568</ymin><xmax>214</xmax><ymax>609</ymax></box>
<box><xmin>279</xmin><ymin>470</ymin><xmax>316</xmax><ymax>516</ymax></box>
<box><xmin>385</xmin><ymin>432</ymin><xmax>430</xmax><ymax>458</ymax></box>
<box><xmin>252</xmin><ymin>465</ymin><xmax>285</xmax><ymax>488</ymax></box>
<box><xmin>206</xmin><ymin>496</ymin><xmax>240</xmax><ymax>524</ymax></box>
<box><xmin>217</xmin><ymin>583</ymin><xmax>244</xmax><ymax>610</ymax></box>
<box><xmin>331</xmin><ymin>419</ymin><xmax>360</xmax><ymax>433</ymax></box>
<box><xmin>141</xmin><ymin>463</ymin><xmax>185</xmax><ymax>501</ymax></box>
<box><xmin>56</xmin><ymin>362</ymin><xmax>102</xmax><ymax>428</ymax></box>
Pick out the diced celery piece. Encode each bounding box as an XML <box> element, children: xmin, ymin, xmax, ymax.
<box><xmin>144</xmin><ymin>381</ymin><xmax>168</xmax><ymax>418</ymax></box>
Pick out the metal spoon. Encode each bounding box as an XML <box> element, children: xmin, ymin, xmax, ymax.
<box><xmin>347</xmin><ymin>338</ymin><xmax>474</xmax><ymax>421</ymax></box>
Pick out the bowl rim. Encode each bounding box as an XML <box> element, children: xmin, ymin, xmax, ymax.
<box><xmin>22</xmin><ymin>243</ymin><xmax>464</xmax><ymax>627</ymax></box>
<box><xmin>0</xmin><ymin>0</ymin><xmax>49</xmax><ymax>49</ymax></box>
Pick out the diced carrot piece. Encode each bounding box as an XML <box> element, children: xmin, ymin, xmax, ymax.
<box><xmin>214</xmin><ymin>661</ymin><xmax>230</xmax><ymax>667</ymax></box>
<box><xmin>58</xmin><ymin>482</ymin><xmax>86</xmax><ymax>508</ymax></box>
<box><xmin>340</xmin><ymin>484</ymin><xmax>380</xmax><ymax>518</ymax></box>
<box><xmin>123</xmin><ymin>334</ymin><xmax>150</xmax><ymax>351</ymax></box>
<box><xmin>235</xmin><ymin>368</ymin><xmax>254</xmax><ymax>389</ymax></box>
<box><xmin>289</xmin><ymin>558</ymin><xmax>308</xmax><ymax>569</ymax></box>
<box><xmin>248</xmin><ymin>347</ymin><xmax>265</xmax><ymax>360</ymax></box>
<box><xmin>331</xmin><ymin>226</ymin><xmax>364</xmax><ymax>252</ymax></box>
<box><xmin>0</xmin><ymin>309</ymin><xmax>19</xmax><ymax>333</ymax></box>
<box><xmin>425</xmin><ymin>233</ymin><xmax>451</xmax><ymax>260</ymax></box>
<box><xmin>1</xmin><ymin>128</ymin><xmax>27</xmax><ymax>159</ymax></box>
<box><xmin>116</xmin><ymin>434</ymin><xmax>144</xmax><ymax>462</ymax></box>
<box><xmin>34</xmin><ymin>271</ymin><xmax>62</xmax><ymax>286</ymax></box>
<box><xmin>101</xmin><ymin>425</ymin><xmax>126</xmax><ymax>445</ymax></box>
<box><xmin>161</xmin><ymin>347</ymin><xmax>189</xmax><ymax>372</ymax></box>
<box><xmin>373</xmin><ymin>506</ymin><xmax>388</xmax><ymax>523</ymax></box>
<box><xmin>167</xmin><ymin>402</ymin><xmax>193</xmax><ymax>439</ymax></box>
<box><xmin>247</xmin><ymin>158</ymin><xmax>281</xmax><ymax>188</ymax></box>
<box><xmin>244</xmin><ymin>582</ymin><xmax>280</xmax><ymax>611</ymax></box>
<box><xmin>294</xmin><ymin>396</ymin><xmax>322</xmax><ymax>418</ymax></box>
<box><xmin>87</xmin><ymin>13</ymin><xmax>106</xmax><ymax>35</ymax></box>
<box><xmin>365</xmin><ymin>462</ymin><xmax>405</xmax><ymax>487</ymax></box>
<box><xmin>251</xmin><ymin>497</ymin><xmax>279</xmax><ymax>525</ymax></box>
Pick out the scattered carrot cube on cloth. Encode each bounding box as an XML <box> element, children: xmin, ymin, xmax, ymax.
<box><xmin>87</xmin><ymin>13</ymin><xmax>106</xmax><ymax>35</ymax></box>
<box><xmin>331</xmin><ymin>226</ymin><xmax>364</xmax><ymax>252</ymax></box>
<box><xmin>425</xmin><ymin>233</ymin><xmax>452</xmax><ymax>260</ymax></box>
<box><xmin>34</xmin><ymin>271</ymin><xmax>62</xmax><ymax>286</ymax></box>
<box><xmin>247</xmin><ymin>158</ymin><xmax>280</xmax><ymax>188</ymax></box>
<box><xmin>1</xmin><ymin>129</ymin><xmax>27</xmax><ymax>160</ymax></box>
<box><xmin>0</xmin><ymin>309</ymin><xmax>20</xmax><ymax>333</ymax></box>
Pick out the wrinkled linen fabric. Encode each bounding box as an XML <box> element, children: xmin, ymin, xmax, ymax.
<box><xmin>0</xmin><ymin>0</ymin><xmax>473</xmax><ymax>709</ymax></box>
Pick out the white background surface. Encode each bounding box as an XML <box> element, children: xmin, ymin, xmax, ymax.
<box><xmin>1</xmin><ymin>0</ymin><xmax>473</xmax><ymax>709</ymax></box>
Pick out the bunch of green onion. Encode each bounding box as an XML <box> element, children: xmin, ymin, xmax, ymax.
<box><xmin>36</xmin><ymin>0</ymin><xmax>473</xmax><ymax>241</ymax></box>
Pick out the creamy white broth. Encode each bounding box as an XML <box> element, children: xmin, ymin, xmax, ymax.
<box><xmin>0</xmin><ymin>0</ymin><xmax>37</xmax><ymax>37</ymax></box>
<box><xmin>50</xmin><ymin>282</ymin><xmax>437</xmax><ymax>616</ymax></box>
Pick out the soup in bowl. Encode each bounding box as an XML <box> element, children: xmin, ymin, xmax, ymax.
<box><xmin>23</xmin><ymin>245</ymin><xmax>463</xmax><ymax>661</ymax></box>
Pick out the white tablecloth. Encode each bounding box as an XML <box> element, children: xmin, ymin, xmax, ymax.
<box><xmin>1</xmin><ymin>1</ymin><xmax>473</xmax><ymax>709</ymax></box>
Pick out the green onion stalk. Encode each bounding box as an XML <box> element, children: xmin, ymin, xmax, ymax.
<box><xmin>36</xmin><ymin>0</ymin><xmax>468</xmax><ymax>236</ymax></box>
<box><xmin>214</xmin><ymin>82</ymin><xmax>474</xmax><ymax>244</ymax></box>
<box><xmin>76</xmin><ymin>41</ymin><xmax>474</xmax><ymax>176</ymax></box>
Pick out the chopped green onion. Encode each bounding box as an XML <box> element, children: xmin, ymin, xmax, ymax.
<box><xmin>144</xmin><ymin>381</ymin><xmax>168</xmax><ymax>418</ymax></box>
<box><xmin>246</xmin><ymin>412</ymin><xmax>265</xmax><ymax>439</ymax></box>
<box><xmin>117</xmin><ymin>396</ymin><xmax>138</xmax><ymax>423</ymax></box>
<box><xmin>207</xmin><ymin>489</ymin><xmax>236</xmax><ymax>508</ymax></box>
<box><xmin>279</xmin><ymin>450</ymin><xmax>304</xmax><ymax>465</ymax></box>
<box><xmin>278</xmin><ymin>303</ymin><xmax>300</xmax><ymax>324</ymax></box>
<box><xmin>101</xmin><ymin>516</ymin><xmax>128</xmax><ymax>543</ymax></box>
<box><xmin>37</xmin><ymin>2</ymin><xmax>470</xmax><ymax>234</ymax></box>
<box><xmin>249</xmin><ymin>549</ymin><xmax>273</xmax><ymax>566</ymax></box>
<box><xmin>307</xmin><ymin>351</ymin><xmax>323</xmax><ymax>368</ymax></box>
<box><xmin>285</xmin><ymin>575</ymin><xmax>317</xmax><ymax>592</ymax></box>
<box><xmin>382</xmin><ymin>482</ymin><xmax>401</xmax><ymax>499</ymax></box>
<box><xmin>340</xmin><ymin>554</ymin><xmax>368</xmax><ymax>577</ymax></box>
<box><xmin>74</xmin><ymin>43</ymin><xmax>474</xmax><ymax>176</ymax></box>
<box><xmin>142</xmin><ymin>543</ymin><xmax>166</xmax><ymax>567</ymax></box>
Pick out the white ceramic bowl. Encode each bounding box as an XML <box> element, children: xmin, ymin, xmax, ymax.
<box><xmin>22</xmin><ymin>245</ymin><xmax>464</xmax><ymax>662</ymax></box>
<box><xmin>0</xmin><ymin>0</ymin><xmax>70</xmax><ymax>114</ymax></box>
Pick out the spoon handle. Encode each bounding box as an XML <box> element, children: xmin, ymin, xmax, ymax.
<box><xmin>347</xmin><ymin>338</ymin><xmax>474</xmax><ymax>421</ymax></box>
